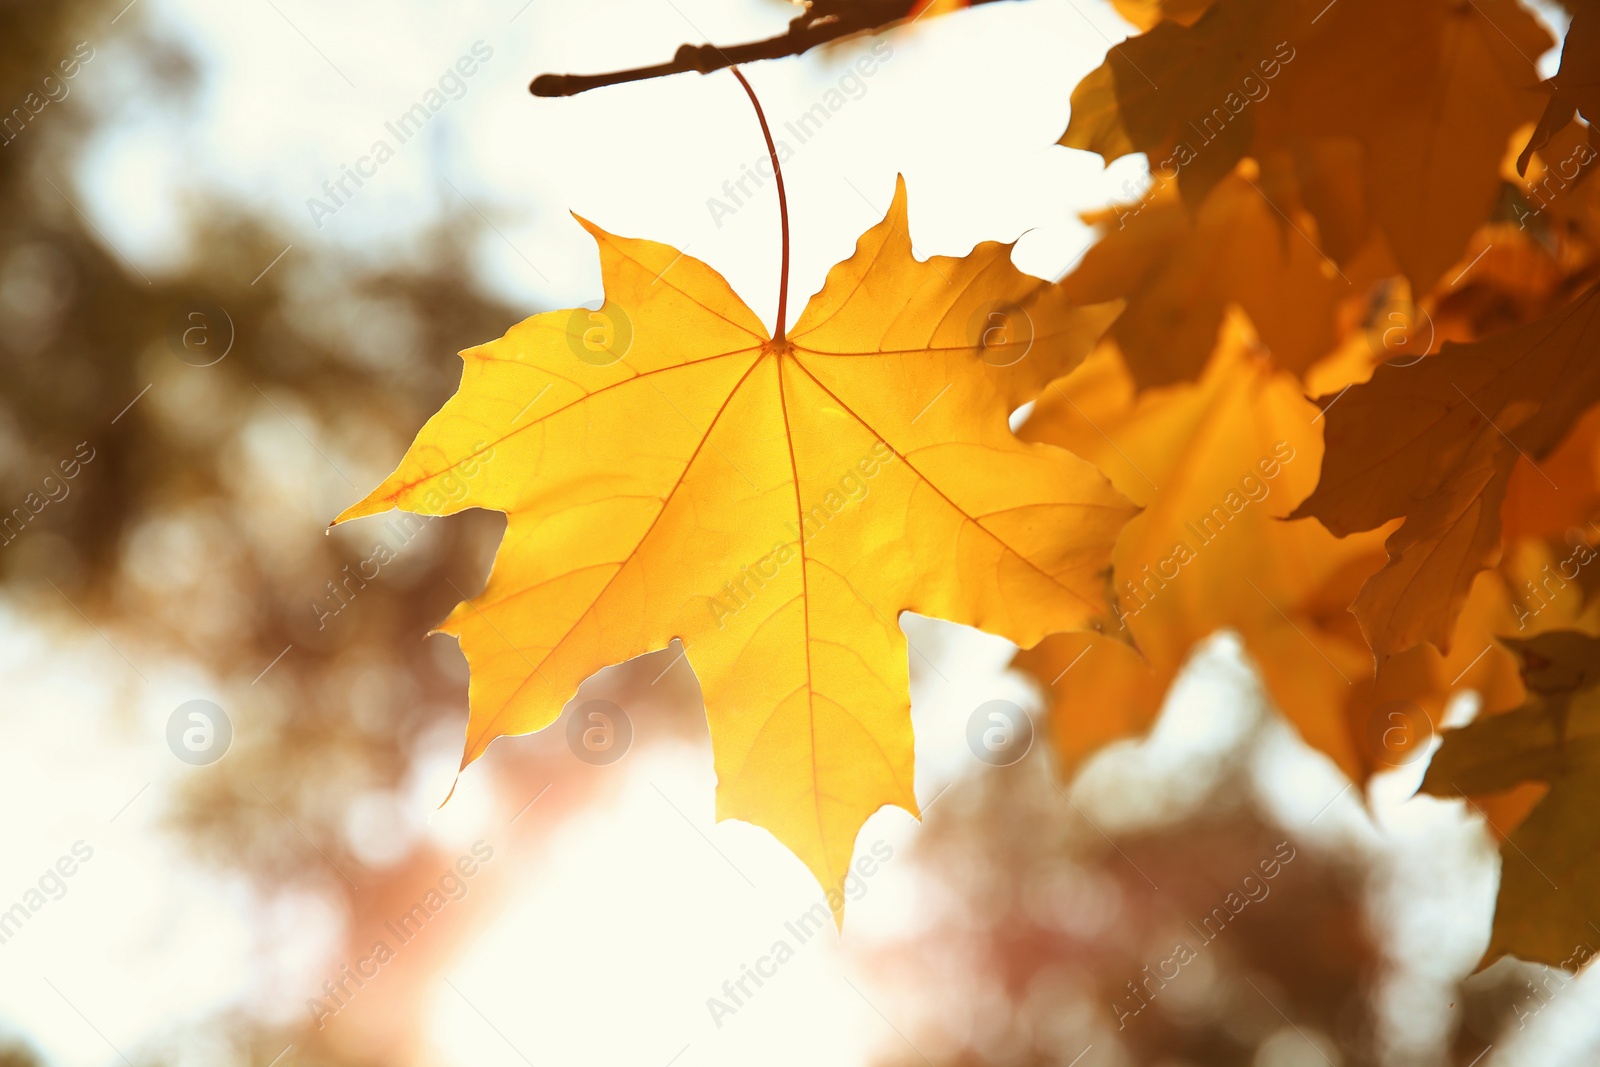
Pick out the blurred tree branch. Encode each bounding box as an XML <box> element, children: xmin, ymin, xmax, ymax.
<box><xmin>529</xmin><ymin>0</ymin><xmax>1019</xmax><ymax>96</ymax></box>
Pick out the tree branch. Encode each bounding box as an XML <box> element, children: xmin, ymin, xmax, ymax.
<box><xmin>529</xmin><ymin>0</ymin><xmax>1019</xmax><ymax>97</ymax></box>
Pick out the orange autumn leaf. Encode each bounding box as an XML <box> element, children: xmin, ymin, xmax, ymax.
<box><xmin>1061</xmin><ymin>0</ymin><xmax>1282</xmax><ymax>210</ymax></box>
<box><xmin>905</xmin><ymin>0</ymin><xmax>971</xmax><ymax>19</ymax></box>
<box><xmin>1293</xmin><ymin>284</ymin><xmax>1600</xmax><ymax>662</ymax></box>
<box><xmin>1061</xmin><ymin>0</ymin><xmax>1550</xmax><ymax>294</ymax></box>
<box><xmin>336</xmin><ymin>177</ymin><xmax>1133</xmax><ymax>919</ymax></box>
<box><xmin>1501</xmin><ymin>402</ymin><xmax>1600</xmax><ymax>546</ymax></box>
<box><xmin>1517</xmin><ymin>9</ymin><xmax>1600</xmax><ymax>176</ymax></box>
<box><xmin>1016</xmin><ymin>324</ymin><xmax>1383</xmax><ymax>779</ymax></box>
<box><xmin>1060</xmin><ymin>165</ymin><xmax>1347</xmax><ymax>389</ymax></box>
<box><xmin>1290</xmin><ymin>0</ymin><xmax>1551</xmax><ymax>293</ymax></box>
<box><xmin>1110</xmin><ymin>0</ymin><xmax>1213</xmax><ymax>32</ymax></box>
<box><xmin>1015</xmin><ymin>321</ymin><xmax>1551</xmax><ymax>783</ymax></box>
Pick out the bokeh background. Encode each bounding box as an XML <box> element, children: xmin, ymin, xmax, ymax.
<box><xmin>1</xmin><ymin>0</ymin><xmax>1594</xmax><ymax>1064</ymax></box>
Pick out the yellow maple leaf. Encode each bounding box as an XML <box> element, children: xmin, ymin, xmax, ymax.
<box><xmin>1016</xmin><ymin>323</ymin><xmax>1383</xmax><ymax>777</ymax></box>
<box><xmin>1016</xmin><ymin>321</ymin><xmax>1539</xmax><ymax>783</ymax></box>
<box><xmin>336</xmin><ymin>177</ymin><xmax>1133</xmax><ymax>918</ymax></box>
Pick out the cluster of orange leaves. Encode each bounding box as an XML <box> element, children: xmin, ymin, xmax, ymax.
<box><xmin>339</xmin><ymin>0</ymin><xmax>1600</xmax><ymax>959</ymax></box>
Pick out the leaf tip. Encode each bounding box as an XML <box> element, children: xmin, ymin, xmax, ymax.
<box><xmin>570</xmin><ymin>209</ymin><xmax>608</xmax><ymax>244</ymax></box>
<box><xmin>889</xmin><ymin>172</ymin><xmax>910</xmax><ymax>219</ymax></box>
<box><xmin>331</xmin><ymin>495</ymin><xmax>388</xmax><ymax>527</ymax></box>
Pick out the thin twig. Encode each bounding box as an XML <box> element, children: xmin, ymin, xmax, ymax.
<box><xmin>529</xmin><ymin>0</ymin><xmax>1020</xmax><ymax>97</ymax></box>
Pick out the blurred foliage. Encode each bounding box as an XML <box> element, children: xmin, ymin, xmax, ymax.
<box><xmin>866</xmin><ymin>701</ymin><xmax>1565</xmax><ymax>1067</ymax></box>
<box><xmin>869</xmin><ymin>717</ymin><xmax>1383</xmax><ymax>1067</ymax></box>
<box><xmin>0</xmin><ymin>0</ymin><xmax>702</xmax><ymax>1061</ymax></box>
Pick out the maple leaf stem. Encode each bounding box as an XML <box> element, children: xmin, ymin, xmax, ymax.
<box><xmin>528</xmin><ymin>0</ymin><xmax>1020</xmax><ymax>98</ymax></box>
<box><xmin>730</xmin><ymin>65</ymin><xmax>791</xmax><ymax>341</ymax></box>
